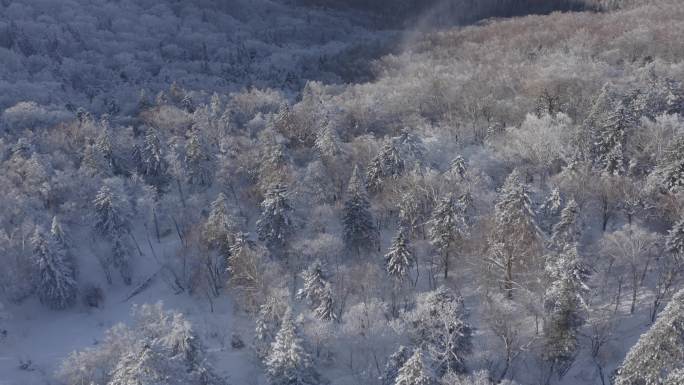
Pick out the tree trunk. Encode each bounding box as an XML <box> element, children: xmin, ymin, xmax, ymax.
<box><xmin>602</xmin><ymin>197</ymin><xmax>609</xmax><ymax>232</ymax></box>
<box><xmin>504</xmin><ymin>254</ymin><xmax>514</xmax><ymax>300</ymax></box>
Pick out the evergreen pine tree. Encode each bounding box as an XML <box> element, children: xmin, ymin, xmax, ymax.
<box><xmin>32</xmin><ymin>226</ymin><xmax>77</xmax><ymax>310</ymax></box>
<box><xmin>429</xmin><ymin>193</ymin><xmax>469</xmax><ymax>280</ymax></box>
<box><xmin>550</xmin><ymin>199</ymin><xmax>581</xmax><ymax>250</ymax></box>
<box><xmin>313</xmin><ymin>282</ymin><xmax>335</xmax><ymax>322</ymax></box>
<box><xmin>343</xmin><ymin>165</ymin><xmax>377</xmax><ymax>254</ymax></box>
<box><xmin>297</xmin><ymin>260</ymin><xmax>327</xmax><ymax>306</ymax></box>
<box><xmin>666</xmin><ymin>217</ymin><xmax>684</xmax><ymax>258</ymax></box>
<box><xmin>540</xmin><ymin>188</ymin><xmax>563</xmax><ymax>233</ymax></box>
<box><xmin>491</xmin><ymin>170</ymin><xmax>542</xmax><ymax>299</ymax></box>
<box><xmin>51</xmin><ymin>216</ymin><xmax>69</xmax><ymax>250</ymax></box>
<box><xmin>382</xmin><ymin>346</ymin><xmax>412</xmax><ymax>385</ymax></box>
<box><xmin>254</xmin><ymin>297</ymin><xmax>285</xmax><ymax>359</ymax></box>
<box><xmin>185</xmin><ymin>129</ymin><xmax>214</xmax><ymax>187</ymax></box>
<box><xmin>543</xmin><ymin>247</ymin><xmax>588</xmax><ymax>376</ymax></box>
<box><xmin>366</xmin><ymin>142</ymin><xmax>404</xmax><ymax>192</ymax></box>
<box><xmin>295</xmin><ymin>260</ymin><xmax>336</xmax><ymax>321</ymax></box>
<box><xmin>265</xmin><ymin>309</ymin><xmax>320</xmax><ymax>385</ymax></box>
<box><xmin>204</xmin><ymin>193</ymin><xmax>235</xmax><ymax>257</ymax></box>
<box><xmin>181</xmin><ymin>94</ymin><xmax>195</xmax><ymax>113</ymax></box>
<box><xmin>394</xmin><ymin>349</ymin><xmax>432</xmax><ymax>385</ymax></box>
<box><xmin>654</xmin><ymin>135</ymin><xmax>684</xmax><ymax>193</ymax></box>
<box><xmin>256</xmin><ymin>184</ymin><xmax>293</xmax><ymax>255</ymax></box>
<box><xmin>594</xmin><ymin>103</ymin><xmax>634</xmax><ymax>176</ymax></box>
<box><xmin>614</xmin><ymin>288</ymin><xmax>684</xmax><ymax>385</ymax></box>
<box><xmin>95</xmin><ymin>127</ymin><xmax>116</xmax><ymax>173</ymax></box>
<box><xmin>448</xmin><ymin>156</ymin><xmax>467</xmax><ymax>179</ymax></box>
<box><xmin>314</xmin><ymin>123</ymin><xmax>342</xmax><ymax>162</ymax></box>
<box><xmin>134</xmin><ymin>127</ymin><xmax>167</xmax><ymax>184</ymax></box>
<box><xmin>385</xmin><ymin>230</ymin><xmax>414</xmax><ymax>282</ymax></box>
<box><xmin>94</xmin><ymin>185</ymin><xmax>130</xmax><ymax>236</ymax></box>
<box><xmin>82</xmin><ymin>130</ymin><xmax>115</xmax><ymax>177</ymax></box>
<box><xmin>94</xmin><ymin>184</ymin><xmax>133</xmax><ymax>284</ymax></box>
<box><xmin>393</xmin><ymin>129</ymin><xmax>425</xmax><ymax>164</ymax></box>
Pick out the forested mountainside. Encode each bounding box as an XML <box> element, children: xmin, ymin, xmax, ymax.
<box><xmin>1</xmin><ymin>0</ymin><xmax>684</xmax><ymax>385</ymax></box>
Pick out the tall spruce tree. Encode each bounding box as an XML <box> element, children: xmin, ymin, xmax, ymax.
<box><xmin>265</xmin><ymin>309</ymin><xmax>320</xmax><ymax>385</ymax></box>
<box><xmin>204</xmin><ymin>193</ymin><xmax>235</xmax><ymax>257</ymax></box>
<box><xmin>314</xmin><ymin>282</ymin><xmax>335</xmax><ymax>322</ymax></box>
<box><xmin>32</xmin><ymin>226</ymin><xmax>77</xmax><ymax>310</ymax></box>
<box><xmin>543</xmin><ymin>247</ymin><xmax>588</xmax><ymax>377</ymax></box>
<box><xmin>385</xmin><ymin>230</ymin><xmax>415</xmax><ymax>282</ymax></box>
<box><xmin>666</xmin><ymin>217</ymin><xmax>684</xmax><ymax>258</ymax></box>
<box><xmin>343</xmin><ymin>166</ymin><xmax>377</xmax><ymax>254</ymax></box>
<box><xmin>614</xmin><ymin>288</ymin><xmax>684</xmax><ymax>385</ymax></box>
<box><xmin>314</xmin><ymin>123</ymin><xmax>342</xmax><ymax>162</ymax></box>
<box><xmin>256</xmin><ymin>184</ymin><xmax>293</xmax><ymax>255</ymax></box>
<box><xmin>550</xmin><ymin>199</ymin><xmax>581</xmax><ymax>250</ymax></box>
<box><xmin>367</xmin><ymin>142</ymin><xmax>404</xmax><ymax>193</ymax></box>
<box><xmin>394</xmin><ymin>349</ymin><xmax>433</xmax><ymax>385</ymax></box>
<box><xmin>654</xmin><ymin>135</ymin><xmax>684</xmax><ymax>193</ymax></box>
<box><xmin>490</xmin><ymin>170</ymin><xmax>542</xmax><ymax>299</ymax></box>
<box><xmin>295</xmin><ymin>259</ymin><xmax>336</xmax><ymax>321</ymax></box>
<box><xmin>448</xmin><ymin>156</ymin><xmax>467</xmax><ymax>179</ymax></box>
<box><xmin>594</xmin><ymin>103</ymin><xmax>634</xmax><ymax>176</ymax></box>
<box><xmin>383</xmin><ymin>346</ymin><xmax>412</xmax><ymax>385</ymax></box>
<box><xmin>540</xmin><ymin>188</ymin><xmax>562</xmax><ymax>233</ymax></box>
<box><xmin>133</xmin><ymin>126</ymin><xmax>167</xmax><ymax>185</ymax></box>
<box><xmin>185</xmin><ymin>129</ymin><xmax>214</xmax><ymax>187</ymax></box>
<box><xmin>429</xmin><ymin>193</ymin><xmax>469</xmax><ymax>280</ymax></box>
<box><xmin>94</xmin><ymin>184</ymin><xmax>133</xmax><ymax>285</ymax></box>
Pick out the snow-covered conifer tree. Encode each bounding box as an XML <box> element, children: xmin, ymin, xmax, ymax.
<box><xmin>542</xmin><ymin>247</ymin><xmax>588</xmax><ymax>376</ymax></box>
<box><xmin>297</xmin><ymin>260</ymin><xmax>327</xmax><ymax>306</ymax></box>
<box><xmin>385</xmin><ymin>230</ymin><xmax>414</xmax><ymax>282</ymax></box>
<box><xmin>265</xmin><ymin>309</ymin><xmax>320</xmax><ymax>385</ymax></box>
<box><xmin>256</xmin><ymin>184</ymin><xmax>293</xmax><ymax>255</ymax></box>
<box><xmin>666</xmin><ymin>217</ymin><xmax>684</xmax><ymax>257</ymax></box>
<box><xmin>313</xmin><ymin>282</ymin><xmax>335</xmax><ymax>322</ymax></box>
<box><xmin>429</xmin><ymin>193</ymin><xmax>469</xmax><ymax>280</ymax></box>
<box><xmin>614</xmin><ymin>288</ymin><xmax>684</xmax><ymax>385</ymax></box>
<box><xmin>204</xmin><ymin>193</ymin><xmax>235</xmax><ymax>256</ymax></box>
<box><xmin>393</xmin><ymin>129</ymin><xmax>425</xmax><ymax>164</ymax></box>
<box><xmin>448</xmin><ymin>156</ymin><xmax>467</xmax><ymax>179</ymax></box>
<box><xmin>32</xmin><ymin>226</ymin><xmax>77</xmax><ymax>309</ymax></box>
<box><xmin>654</xmin><ymin>135</ymin><xmax>684</xmax><ymax>193</ymax></box>
<box><xmin>395</xmin><ymin>349</ymin><xmax>433</xmax><ymax>385</ymax></box>
<box><xmin>367</xmin><ymin>142</ymin><xmax>404</xmax><ymax>192</ymax></box>
<box><xmin>383</xmin><ymin>346</ymin><xmax>412</xmax><ymax>385</ymax></box>
<box><xmin>594</xmin><ymin>103</ymin><xmax>634</xmax><ymax>175</ymax></box>
<box><xmin>95</xmin><ymin>127</ymin><xmax>116</xmax><ymax>173</ymax></box>
<box><xmin>295</xmin><ymin>259</ymin><xmax>336</xmax><ymax>321</ymax></box>
<box><xmin>490</xmin><ymin>170</ymin><xmax>542</xmax><ymax>299</ymax></box>
<box><xmin>314</xmin><ymin>123</ymin><xmax>342</xmax><ymax>162</ymax></box>
<box><xmin>255</xmin><ymin>297</ymin><xmax>286</xmax><ymax>358</ymax></box>
<box><xmin>540</xmin><ymin>188</ymin><xmax>562</xmax><ymax>232</ymax></box>
<box><xmin>343</xmin><ymin>165</ymin><xmax>377</xmax><ymax>254</ymax></box>
<box><xmin>185</xmin><ymin>129</ymin><xmax>214</xmax><ymax>187</ymax></box>
<box><xmin>94</xmin><ymin>183</ymin><xmax>133</xmax><ymax>284</ymax></box>
<box><xmin>550</xmin><ymin>199</ymin><xmax>581</xmax><ymax>250</ymax></box>
<box><xmin>134</xmin><ymin>126</ymin><xmax>167</xmax><ymax>184</ymax></box>
<box><xmin>51</xmin><ymin>216</ymin><xmax>69</xmax><ymax>251</ymax></box>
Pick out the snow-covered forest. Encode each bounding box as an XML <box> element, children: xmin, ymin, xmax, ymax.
<box><xmin>1</xmin><ymin>0</ymin><xmax>684</xmax><ymax>384</ymax></box>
